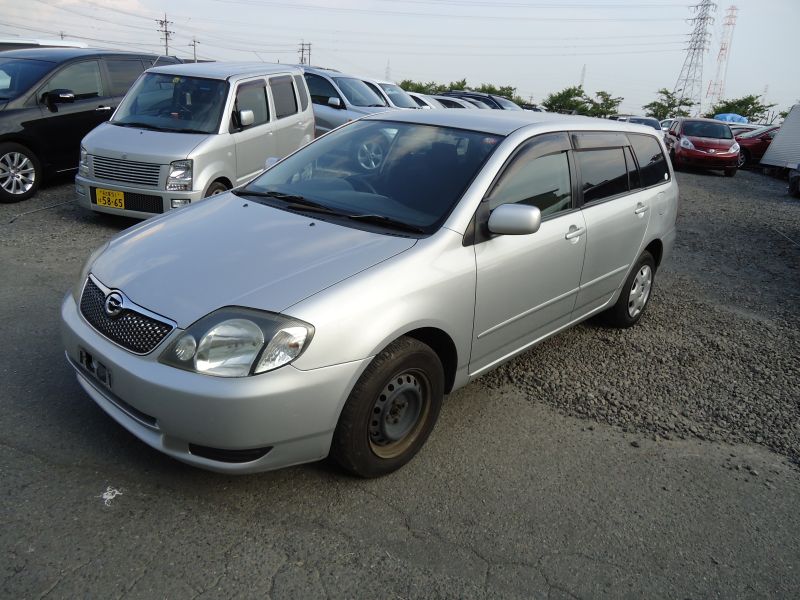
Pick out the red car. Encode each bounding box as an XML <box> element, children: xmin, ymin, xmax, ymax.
<box><xmin>665</xmin><ymin>117</ymin><xmax>740</xmax><ymax>177</ymax></box>
<box><xmin>735</xmin><ymin>125</ymin><xmax>780</xmax><ymax>167</ymax></box>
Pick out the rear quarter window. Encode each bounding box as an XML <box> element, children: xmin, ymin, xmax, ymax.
<box><xmin>576</xmin><ymin>148</ymin><xmax>629</xmax><ymax>203</ymax></box>
<box><xmin>270</xmin><ymin>75</ymin><xmax>298</xmax><ymax>119</ymax></box>
<box><xmin>629</xmin><ymin>134</ymin><xmax>670</xmax><ymax>188</ymax></box>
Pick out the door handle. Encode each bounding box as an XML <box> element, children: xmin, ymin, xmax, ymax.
<box><xmin>634</xmin><ymin>203</ymin><xmax>649</xmax><ymax>215</ymax></box>
<box><xmin>95</xmin><ymin>106</ymin><xmax>112</xmax><ymax>111</ymax></box>
<box><xmin>565</xmin><ymin>226</ymin><xmax>585</xmax><ymax>240</ymax></box>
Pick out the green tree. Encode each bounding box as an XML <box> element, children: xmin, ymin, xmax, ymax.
<box><xmin>398</xmin><ymin>79</ymin><xmax>468</xmax><ymax>95</ymax></box>
<box><xmin>586</xmin><ymin>90</ymin><xmax>623</xmax><ymax>118</ymax></box>
<box><xmin>704</xmin><ymin>95</ymin><xmax>776</xmax><ymax>122</ymax></box>
<box><xmin>541</xmin><ymin>86</ymin><xmax>590</xmax><ymax>114</ymax></box>
<box><xmin>642</xmin><ymin>88</ymin><xmax>694</xmax><ymax>120</ymax></box>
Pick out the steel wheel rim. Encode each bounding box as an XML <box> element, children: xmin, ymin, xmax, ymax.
<box><xmin>0</xmin><ymin>152</ymin><xmax>35</xmax><ymax>195</ymax></box>
<box><xmin>628</xmin><ymin>265</ymin><xmax>653</xmax><ymax>318</ymax></box>
<box><xmin>357</xmin><ymin>141</ymin><xmax>384</xmax><ymax>170</ymax></box>
<box><xmin>368</xmin><ymin>369</ymin><xmax>430</xmax><ymax>459</ymax></box>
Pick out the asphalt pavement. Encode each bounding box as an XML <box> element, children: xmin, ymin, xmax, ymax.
<box><xmin>1</xmin><ymin>170</ymin><xmax>798</xmax><ymax>599</ymax></box>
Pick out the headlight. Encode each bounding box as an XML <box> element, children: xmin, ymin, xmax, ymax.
<box><xmin>167</xmin><ymin>159</ymin><xmax>192</xmax><ymax>191</ymax></box>
<box><xmin>159</xmin><ymin>307</ymin><xmax>313</xmax><ymax>377</ymax></box>
<box><xmin>730</xmin><ymin>142</ymin><xmax>740</xmax><ymax>153</ymax></box>
<box><xmin>679</xmin><ymin>137</ymin><xmax>695</xmax><ymax>150</ymax></box>
<box><xmin>79</xmin><ymin>146</ymin><xmax>89</xmax><ymax>176</ymax></box>
<box><xmin>72</xmin><ymin>241</ymin><xmax>109</xmax><ymax>301</ymax></box>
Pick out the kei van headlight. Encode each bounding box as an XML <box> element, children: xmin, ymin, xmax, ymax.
<box><xmin>167</xmin><ymin>159</ymin><xmax>193</xmax><ymax>191</ymax></box>
<box><xmin>159</xmin><ymin>307</ymin><xmax>314</xmax><ymax>377</ymax></box>
<box><xmin>79</xmin><ymin>146</ymin><xmax>89</xmax><ymax>176</ymax></box>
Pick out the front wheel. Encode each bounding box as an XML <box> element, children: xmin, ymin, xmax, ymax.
<box><xmin>737</xmin><ymin>149</ymin><xmax>749</xmax><ymax>168</ymax></box>
<box><xmin>204</xmin><ymin>180</ymin><xmax>229</xmax><ymax>197</ymax></box>
<box><xmin>601</xmin><ymin>251</ymin><xmax>656</xmax><ymax>328</ymax></box>
<box><xmin>330</xmin><ymin>337</ymin><xmax>444</xmax><ymax>478</ymax></box>
<box><xmin>0</xmin><ymin>142</ymin><xmax>41</xmax><ymax>203</ymax></box>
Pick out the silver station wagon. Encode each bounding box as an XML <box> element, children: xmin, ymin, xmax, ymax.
<box><xmin>61</xmin><ymin>111</ymin><xmax>678</xmax><ymax>477</ymax></box>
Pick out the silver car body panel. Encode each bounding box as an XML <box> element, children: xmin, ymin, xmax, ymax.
<box><xmin>62</xmin><ymin>110</ymin><xmax>678</xmax><ymax>473</ymax></box>
<box><xmin>77</xmin><ymin>63</ymin><xmax>314</xmax><ymax>218</ymax></box>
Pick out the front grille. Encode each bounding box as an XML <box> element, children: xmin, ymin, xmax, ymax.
<box><xmin>80</xmin><ymin>278</ymin><xmax>174</xmax><ymax>354</ymax></box>
<box><xmin>92</xmin><ymin>155</ymin><xmax>161</xmax><ymax>187</ymax></box>
<box><xmin>90</xmin><ymin>188</ymin><xmax>164</xmax><ymax>214</ymax></box>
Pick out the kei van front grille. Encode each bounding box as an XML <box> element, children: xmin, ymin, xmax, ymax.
<box><xmin>91</xmin><ymin>155</ymin><xmax>161</xmax><ymax>187</ymax></box>
<box><xmin>80</xmin><ymin>278</ymin><xmax>174</xmax><ymax>354</ymax></box>
<box><xmin>90</xmin><ymin>188</ymin><xmax>164</xmax><ymax>214</ymax></box>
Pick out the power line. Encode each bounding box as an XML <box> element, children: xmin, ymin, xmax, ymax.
<box><xmin>298</xmin><ymin>41</ymin><xmax>312</xmax><ymax>65</ymax></box>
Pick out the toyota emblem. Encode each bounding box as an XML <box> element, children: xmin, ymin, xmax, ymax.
<box><xmin>104</xmin><ymin>292</ymin><xmax>124</xmax><ymax>318</ymax></box>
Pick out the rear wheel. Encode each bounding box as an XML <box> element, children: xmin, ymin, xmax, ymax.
<box><xmin>0</xmin><ymin>142</ymin><xmax>41</xmax><ymax>203</ymax></box>
<box><xmin>330</xmin><ymin>337</ymin><xmax>444</xmax><ymax>478</ymax></box>
<box><xmin>724</xmin><ymin>167</ymin><xmax>737</xmax><ymax>177</ymax></box>
<box><xmin>601</xmin><ymin>251</ymin><xmax>656</xmax><ymax>328</ymax></box>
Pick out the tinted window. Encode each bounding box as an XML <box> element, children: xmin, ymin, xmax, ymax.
<box><xmin>235</xmin><ymin>81</ymin><xmax>269</xmax><ymax>127</ymax></box>
<box><xmin>293</xmin><ymin>74</ymin><xmax>309</xmax><ymax>110</ymax></box>
<box><xmin>410</xmin><ymin>94</ymin><xmax>427</xmax><ymax>108</ymax></box>
<box><xmin>304</xmin><ymin>73</ymin><xmax>338</xmax><ymax>105</ymax></box>
<box><xmin>332</xmin><ymin>77</ymin><xmax>385</xmax><ymax>107</ymax></box>
<box><xmin>363</xmin><ymin>81</ymin><xmax>389</xmax><ymax>106</ymax></box>
<box><xmin>270</xmin><ymin>76</ymin><xmax>297</xmax><ymax>119</ymax></box>
<box><xmin>576</xmin><ymin>148</ymin><xmax>628</xmax><ymax>203</ymax></box>
<box><xmin>628</xmin><ymin>117</ymin><xmax>661</xmax><ymax>131</ymax></box>
<box><xmin>105</xmin><ymin>60</ymin><xmax>145</xmax><ymax>96</ymax></box>
<box><xmin>437</xmin><ymin>98</ymin><xmax>465</xmax><ymax>108</ymax></box>
<box><xmin>624</xmin><ymin>147</ymin><xmax>641</xmax><ymax>190</ymax></box>
<box><xmin>490</xmin><ymin>150</ymin><xmax>572</xmax><ymax>216</ymax></box>
<box><xmin>41</xmin><ymin>60</ymin><xmax>104</xmax><ymax>99</ymax></box>
<box><xmin>629</xmin><ymin>134</ymin><xmax>669</xmax><ymax>188</ymax></box>
<box><xmin>379</xmin><ymin>83</ymin><xmax>417</xmax><ymax>109</ymax></box>
<box><xmin>495</xmin><ymin>96</ymin><xmax>523</xmax><ymax>110</ymax></box>
<box><xmin>0</xmin><ymin>58</ymin><xmax>53</xmax><ymax>100</ymax></box>
<box><xmin>682</xmin><ymin>120</ymin><xmax>733</xmax><ymax>139</ymax></box>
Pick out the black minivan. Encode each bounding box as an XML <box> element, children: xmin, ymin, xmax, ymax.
<box><xmin>0</xmin><ymin>48</ymin><xmax>179</xmax><ymax>203</ymax></box>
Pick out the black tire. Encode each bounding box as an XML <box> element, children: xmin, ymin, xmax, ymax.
<box><xmin>0</xmin><ymin>142</ymin><xmax>41</xmax><ymax>203</ymax></box>
<box><xmin>737</xmin><ymin>149</ymin><xmax>749</xmax><ymax>168</ymax></box>
<box><xmin>669</xmin><ymin>151</ymin><xmax>681</xmax><ymax>172</ymax></box>
<box><xmin>204</xmin><ymin>180</ymin><xmax>229</xmax><ymax>197</ymax></box>
<box><xmin>330</xmin><ymin>337</ymin><xmax>444</xmax><ymax>478</ymax></box>
<box><xmin>601</xmin><ymin>251</ymin><xmax>656</xmax><ymax>328</ymax></box>
<box><xmin>724</xmin><ymin>167</ymin><xmax>737</xmax><ymax>178</ymax></box>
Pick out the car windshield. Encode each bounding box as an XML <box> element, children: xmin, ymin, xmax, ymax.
<box><xmin>333</xmin><ymin>77</ymin><xmax>386</xmax><ymax>107</ymax></box>
<box><xmin>629</xmin><ymin>117</ymin><xmax>661</xmax><ymax>131</ymax></box>
<box><xmin>0</xmin><ymin>58</ymin><xmax>53</xmax><ymax>100</ymax></box>
<box><xmin>738</xmin><ymin>126</ymin><xmax>776</xmax><ymax>139</ymax></box>
<box><xmin>238</xmin><ymin>120</ymin><xmax>503</xmax><ymax>234</ymax></box>
<box><xmin>495</xmin><ymin>96</ymin><xmax>523</xmax><ymax>110</ymax></box>
<box><xmin>379</xmin><ymin>83</ymin><xmax>418</xmax><ymax>109</ymax></box>
<box><xmin>683</xmin><ymin>121</ymin><xmax>733</xmax><ymax>139</ymax></box>
<box><xmin>111</xmin><ymin>72</ymin><xmax>228</xmax><ymax>134</ymax></box>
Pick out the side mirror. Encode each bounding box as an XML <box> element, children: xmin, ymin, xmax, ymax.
<box><xmin>42</xmin><ymin>89</ymin><xmax>75</xmax><ymax>109</ymax></box>
<box><xmin>487</xmin><ymin>203</ymin><xmax>541</xmax><ymax>236</ymax></box>
<box><xmin>239</xmin><ymin>109</ymin><xmax>255</xmax><ymax>127</ymax></box>
<box><xmin>327</xmin><ymin>97</ymin><xmax>342</xmax><ymax>109</ymax></box>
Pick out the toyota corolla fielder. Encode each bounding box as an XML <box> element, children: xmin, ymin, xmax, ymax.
<box><xmin>62</xmin><ymin>110</ymin><xmax>678</xmax><ymax>477</ymax></box>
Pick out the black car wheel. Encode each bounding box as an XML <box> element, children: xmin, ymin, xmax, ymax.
<box><xmin>601</xmin><ymin>251</ymin><xmax>656</xmax><ymax>328</ymax></box>
<box><xmin>204</xmin><ymin>181</ymin><xmax>229</xmax><ymax>197</ymax></box>
<box><xmin>330</xmin><ymin>337</ymin><xmax>444</xmax><ymax>478</ymax></box>
<box><xmin>737</xmin><ymin>149</ymin><xmax>749</xmax><ymax>168</ymax></box>
<box><xmin>0</xmin><ymin>143</ymin><xmax>41</xmax><ymax>203</ymax></box>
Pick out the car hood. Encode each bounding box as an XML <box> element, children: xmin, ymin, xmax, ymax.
<box><xmin>82</xmin><ymin>122</ymin><xmax>208</xmax><ymax>164</ymax></box>
<box><xmin>90</xmin><ymin>194</ymin><xmax>417</xmax><ymax>327</ymax></box>
<box><xmin>687</xmin><ymin>136</ymin><xmax>736</xmax><ymax>151</ymax></box>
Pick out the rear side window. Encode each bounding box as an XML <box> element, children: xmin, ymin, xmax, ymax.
<box><xmin>270</xmin><ymin>75</ymin><xmax>298</xmax><ymax>119</ymax></box>
<box><xmin>41</xmin><ymin>60</ymin><xmax>104</xmax><ymax>99</ymax></box>
<box><xmin>437</xmin><ymin>98</ymin><xmax>465</xmax><ymax>108</ymax></box>
<box><xmin>304</xmin><ymin>73</ymin><xmax>338</xmax><ymax>105</ymax></box>
<box><xmin>629</xmin><ymin>134</ymin><xmax>669</xmax><ymax>187</ymax></box>
<box><xmin>293</xmin><ymin>74</ymin><xmax>309</xmax><ymax>110</ymax></box>
<box><xmin>576</xmin><ymin>148</ymin><xmax>628</xmax><ymax>203</ymax></box>
<box><xmin>105</xmin><ymin>60</ymin><xmax>145</xmax><ymax>96</ymax></box>
<box><xmin>235</xmin><ymin>80</ymin><xmax>269</xmax><ymax>127</ymax></box>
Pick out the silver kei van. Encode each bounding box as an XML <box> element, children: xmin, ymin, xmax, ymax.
<box><xmin>62</xmin><ymin>110</ymin><xmax>678</xmax><ymax>478</ymax></box>
<box><xmin>76</xmin><ymin>62</ymin><xmax>314</xmax><ymax>219</ymax></box>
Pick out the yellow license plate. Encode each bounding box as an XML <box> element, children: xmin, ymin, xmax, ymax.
<box><xmin>95</xmin><ymin>188</ymin><xmax>125</xmax><ymax>209</ymax></box>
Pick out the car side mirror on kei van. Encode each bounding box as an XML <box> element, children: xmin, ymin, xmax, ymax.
<box><xmin>328</xmin><ymin>97</ymin><xmax>342</xmax><ymax>109</ymax></box>
<box><xmin>487</xmin><ymin>203</ymin><xmax>541</xmax><ymax>236</ymax></box>
<box><xmin>239</xmin><ymin>109</ymin><xmax>255</xmax><ymax>127</ymax></box>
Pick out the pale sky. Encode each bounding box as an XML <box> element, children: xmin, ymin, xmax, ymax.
<box><xmin>2</xmin><ymin>0</ymin><xmax>798</xmax><ymax>116</ymax></box>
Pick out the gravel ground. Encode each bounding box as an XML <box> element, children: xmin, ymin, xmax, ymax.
<box><xmin>484</xmin><ymin>167</ymin><xmax>800</xmax><ymax>464</ymax></box>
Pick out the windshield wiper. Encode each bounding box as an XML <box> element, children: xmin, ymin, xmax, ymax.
<box><xmin>232</xmin><ymin>189</ymin><xmax>340</xmax><ymax>214</ymax></box>
<box><xmin>113</xmin><ymin>121</ymin><xmax>162</xmax><ymax>131</ymax></box>
<box><xmin>347</xmin><ymin>214</ymin><xmax>425</xmax><ymax>234</ymax></box>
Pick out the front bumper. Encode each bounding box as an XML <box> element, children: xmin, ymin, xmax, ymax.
<box><xmin>61</xmin><ymin>292</ymin><xmax>370</xmax><ymax>473</ymax></box>
<box><xmin>675</xmin><ymin>148</ymin><xmax>738</xmax><ymax>170</ymax></box>
<box><xmin>75</xmin><ymin>174</ymin><xmax>205</xmax><ymax>220</ymax></box>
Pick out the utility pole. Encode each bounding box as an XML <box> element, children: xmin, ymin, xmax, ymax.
<box><xmin>156</xmin><ymin>13</ymin><xmax>174</xmax><ymax>56</ymax></box>
<box><xmin>706</xmin><ymin>5</ymin><xmax>738</xmax><ymax>106</ymax></box>
<box><xmin>189</xmin><ymin>37</ymin><xmax>200</xmax><ymax>63</ymax></box>
<box><xmin>579</xmin><ymin>64</ymin><xmax>586</xmax><ymax>88</ymax></box>
<box><xmin>59</xmin><ymin>31</ymin><xmax>65</xmax><ymax>40</ymax></box>
<box><xmin>298</xmin><ymin>41</ymin><xmax>312</xmax><ymax>65</ymax></box>
<box><xmin>674</xmin><ymin>0</ymin><xmax>716</xmax><ymax>115</ymax></box>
